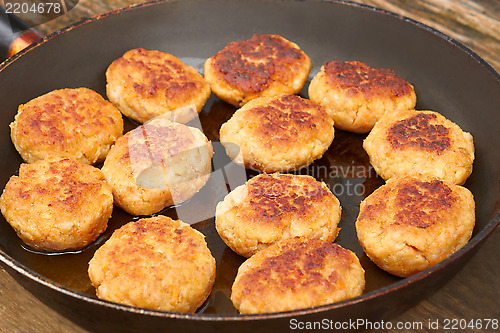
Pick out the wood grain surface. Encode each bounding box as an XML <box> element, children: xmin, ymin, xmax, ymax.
<box><xmin>0</xmin><ymin>1</ymin><xmax>499</xmax><ymax>332</ymax></box>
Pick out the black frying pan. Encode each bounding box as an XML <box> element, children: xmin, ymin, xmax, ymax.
<box><xmin>0</xmin><ymin>1</ymin><xmax>499</xmax><ymax>332</ymax></box>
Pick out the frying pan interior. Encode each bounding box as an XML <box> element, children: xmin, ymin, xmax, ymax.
<box><xmin>0</xmin><ymin>0</ymin><xmax>499</xmax><ymax>332</ymax></box>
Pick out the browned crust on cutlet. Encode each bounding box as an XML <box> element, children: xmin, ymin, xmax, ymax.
<box><xmin>241</xmin><ymin>239</ymin><xmax>347</xmax><ymax>289</ymax></box>
<box><xmin>104</xmin><ymin>216</ymin><xmax>205</xmax><ymax>262</ymax></box>
<box><xmin>17</xmin><ymin>90</ymin><xmax>111</xmax><ymax>145</ymax></box>
<box><xmin>394</xmin><ymin>179</ymin><xmax>455</xmax><ymax>228</ymax></box>
<box><xmin>110</xmin><ymin>48</ymin><xmax>206</xmax><ymax>103</ymax></box>
<box><xmin>245</xmin><ymin>173</ymin><xmax>331</xmax><ymax>225</ymax></box>
<box><xmin>88</xmin><ymin>215</ymin><xmax>215</xmax><ymax>312</ymax></box>
<box><xmin>11</xmin><ymin>88</ymin><xmax>123</xmax><ymax>164</ymax></box>
<box><xmin>363</xmin><ymin>110</ymin><xmax>474</xmax><ymax>184</ymax></box>
<box><xmin>324</xmin><ymin>60</ymin><xmax>414</xmax><ymax>99</ymax></box>
<box><xmin>215</xmin><ymin>172</ymin><xmax>341</xmax><ymax>258</ymax></box>
<box><xmin>247</xmin><ymin>94</ymin><xmax>332</xmax><ymax>146</ymax></box>
<box><xmin>1</xmin><ymin>157</ymin><xmax>112</xmax><ymax>251</ymax></box>
<box><xmin>386</xmin><ymin>113</ymin><xmax>451</xmax><ymax>153</ymax></box>
<box><xmin>357</xmin><ymin>177</ymin><xmax>456</xmax><ymax>230</ymax></box>
<box><xmin>237</xmin><ymin>239</ymin><xmax>352</xmax><ymax>295</ymax></box>
<box><xmin>219</xmin><ymin>94</ymin><xmax>334</xmax><ymax>172</ymax></box>
<box><xmin>355</xmin><ymin>176</ymin><xmax>474</xmax><ymax>277</ymax></box>
<box><xmin>211</xmin><ymin>34</ymin><xmax>308</xmax><ymax>93</ymax></box>
<box><xmin>4</xmin><ymin>158</ymin><xmax>108</xmax><ymax>214</ymax></box>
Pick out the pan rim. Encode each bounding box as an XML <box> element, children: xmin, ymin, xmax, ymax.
<box><xmin>0</xmin><ymin>0</ymin><xmax>499</xmax><ymax>322</ymax></box>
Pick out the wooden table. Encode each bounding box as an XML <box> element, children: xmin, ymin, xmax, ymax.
<box><xmin>0</xmin><ymin>1</ymin><xmax>499</xmax><ymax>332</ymax></box>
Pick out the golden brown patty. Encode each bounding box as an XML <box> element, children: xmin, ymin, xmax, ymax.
<box><xmin>231</xmin><ymin>237</ymin><xmax>365</xmax><ymax>314</ymax></box>
<box><xmin>0</xmin><ymin>157</ymin><xmax>113</xmax><ymax>251</ymax></box>
<box><xmin>204</xmin><ymin>34</ymin><xmax>311</xmax><ymax>106</ymax></box>
<box><xmin>101</xmin><ymin>117</ymin><xmax>212</xmax><ymax>216</ymax></box>
<box><xmin>106</xmin><ymin>48</ymin><xmax>211</xmax><ymax>124</ymax></box>
<box><xmin>356</xmin><ymin>176</ymin><xmax>475</xmax><ymax>277</ymax></box>
<box><xmin>216</xmin><ymin>173</ymin><xmax>341</xmax><ymax>258</ymax></box>
<box><xmin>88</xmin><ymin>215</ymin><xmax>216</xmax><ymax>312</ymax></box>
<box><xmin>363</xmin><ymin>109</ymin><xmax>474</xmax><ymax>185</ymax></box>
<box><xmin>308</xmin><ymin>60</ymin><xmax>416</xmax><ymax>133</ymax></box>
<box><xmin>219</xmin><ymin>94</ymin><xmax>334</xmax><ymax>172</ymax></box>
<box><xmin>10</xmin><ymin>88</ymin><xmax>123</xmax><ymax>164</ymax></box>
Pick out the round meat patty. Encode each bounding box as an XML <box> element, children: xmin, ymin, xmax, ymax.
<box><xmin>204</xmin><ymin>34</ymin><xmax>311</xmax><ymax>107</ymax></box>
<box><xmin>309</xmin><ymin>60</ymin><xmax>416</xmax><ymax>133</ymax></box>
<box><xmin>88</xmin><ymin>215</ymin><xmax>216</xmax><ymax>312</ymax></box>
<box><xmin>363</xmin><ymin>109</ymin><xmax>474</xmax><ymax>184</ymax></box>
<box><xmin>216</xmin><ymin>173</ymin><xmax>341</xmax><ymax>257</ymax></box>
<box><xmin>219</xmin><ymin>94</ymin><xmax>334</xmax><ymax>172</ymax></box>
<box><xmin>106</xmin><ymin>48</ymin><xmax>211</xmax><ymax>124</ymax></box>
<box><xmin>231</xmin><ymin>237</ymin><xmax>365</xmax><ymax>314</ymax></box>
<box><xmin>101</xmin><ymin>117</ymin><xmax>212</xmax><ymax>216</ymax></box>
<box><xmin>356</xmin><ymin>176</ymin><xmax>475</xmax><ymax>277</ymax></box>
<box><xmin>10</xmin><ymin>87</ymin><xmax>123</xmax><ymax>164</ymax></box>
<box><xmin>0</xmin><ymin>157</ymin><xmax>113</xmax><ymax>251</ymax></box>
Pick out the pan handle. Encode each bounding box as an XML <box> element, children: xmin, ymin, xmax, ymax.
<box><xmin>0</xmin><ymin>6</ymin><xmax>43</xmax><ymax>61</ymax></box>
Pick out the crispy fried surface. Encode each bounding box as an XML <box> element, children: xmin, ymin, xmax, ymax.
<box><xmin>231</xmin><ymin>237</ymin><xmax>364</xmax><ymax>314</ymax></box>
<box><xmin>323</xmin><ymin>61</ymin><xmax>414</xmax><ymax>99</ymax></box>
<box><xmin>386</xmin><ymin>112</ymin><xmax>451</xmax><ymax>152</ymax></box>
<box><xmin>309</xmin><ymin>60</ymin><xmax>416</xmax><ymax>133</ymax></box>
<box><xmin>216</xmin><ymin>173</ymin><xmax>341</xmax><ymax>258</ymax></box>
<box><xmin>219</xmin><ymin>94</ymin><xmax>334</xmax><ymax>172</ymax></box>
<box><xmin>356</xmin><ymin>176</ymin><xmax>475</xmax><ymax>277</ymax></box>
<box><xmin>102</xmin><ymin>118</ymin><xmax>212</xmax><ymax>216</ymax></box>
<box><xmin>0</xmin><ymin>157</ymin><xmax>113</xmax><ymax>251</ymax></box>
<box><xmin>204</xmin><ymin>34</ymin><xmax>311</xmax><ymax>106</ymax></box>
<box><xmin>10</xmin><ymin>88</ymin><xmax>123</xmax><ymax>164</ymax></box>
<box><xmin>88</xmin><ymin>216</ymin><xmax>216</xmax><ymax>312</ymax></box>
<box><xmin>363</xmin><ymin>109</ymin><xmax>474</xmax><ymax>184</ymax></box>
<box><xmin>106</xmin><ymin>48</ymin><xmax>210</xmax><ymax>123</ymax></box>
